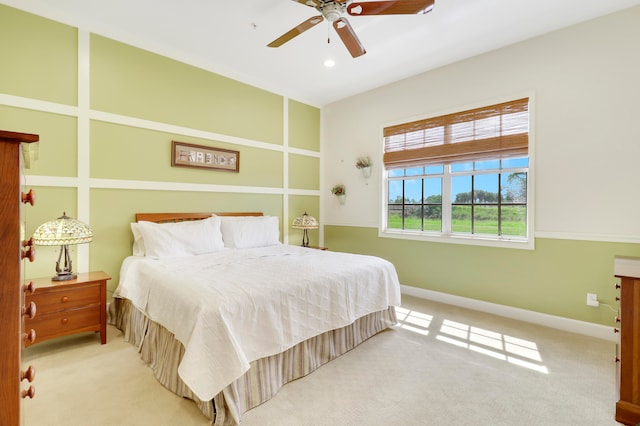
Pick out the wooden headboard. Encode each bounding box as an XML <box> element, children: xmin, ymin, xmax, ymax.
<box><xmin>135</xmin><ymin>212</ymin><xmax>263</xmax><ymax>223</ymax></box>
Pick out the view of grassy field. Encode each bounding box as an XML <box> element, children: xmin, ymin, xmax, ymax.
<box><xmin>388</xmin><ymin>213</ymin><xmax>526</xmax><ymax>236</ymax></box>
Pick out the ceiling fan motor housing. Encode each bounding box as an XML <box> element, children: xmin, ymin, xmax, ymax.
<box><xmin>318</xmin><ymin>1</ymin><xmax>350</xmax><ymax>22</ymax></box>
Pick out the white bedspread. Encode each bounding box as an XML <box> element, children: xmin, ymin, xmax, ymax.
<box><xmin>114</xmin><ymin>245</ymin><xmax>401</xmax><ymax>401</ymax></box>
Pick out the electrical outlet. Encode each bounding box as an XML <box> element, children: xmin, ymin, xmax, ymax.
<box><xmin>586</xmin><ymin>293</ymin><xmax>599</xmax><ymax>307</ymax></box>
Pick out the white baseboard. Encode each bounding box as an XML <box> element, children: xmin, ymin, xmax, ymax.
<box><xmin>400</xmin><ymin>285</ymin><xmax>617</xmax><ymax>342</ymax></box>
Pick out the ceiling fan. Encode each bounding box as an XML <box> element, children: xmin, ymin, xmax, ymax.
<box><xmin>267</xmin><ymin>0</ymin><xmax>435</xmax><ymax>58</ymax></box>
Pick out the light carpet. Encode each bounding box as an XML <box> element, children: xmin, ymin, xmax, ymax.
<box><xmin>23</xmin><ymin>295</ymin><xmax>619</xmax><ymax>425</ymax></box>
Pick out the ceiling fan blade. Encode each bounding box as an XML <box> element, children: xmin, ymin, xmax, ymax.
<box><xmin>348</xmin><ymin>0</ymin><xmax>434</xmax><ymax>16</ymax></box>
<box><xmin>293</xmin><ymin>0</ymin><xmax>322</xmax><ymax>7</ymax></box>
<box><xmin>268</xmin><ymin>15</ymin><xmax>324</xmax><ymax>48</ymax></box>
<box><xmin>332</xmin><ymin>18</ymin><xmax>366</xmax><ymax>58</ymax></box>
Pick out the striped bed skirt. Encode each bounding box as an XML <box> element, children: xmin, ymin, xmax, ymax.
<box><xmin>113</xmin><ymin>298</ymin><xmax>397</xmax><ymax>425</ymax></box>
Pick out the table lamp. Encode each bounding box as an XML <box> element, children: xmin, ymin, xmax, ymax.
<box><xmin>32</xmin><ymin>212</ymin><xmax>93</xmax><ymax>281</ymax></box>
<box><xmin>292</xmin><ymin>212</ymin><xmax>319</xmax><ymax>247</ymax></box>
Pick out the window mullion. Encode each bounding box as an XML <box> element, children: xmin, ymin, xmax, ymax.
<box><xmin>442</xmin><ymin>165</ymin><xmax>452</xmax><ymax>234</ymax></box>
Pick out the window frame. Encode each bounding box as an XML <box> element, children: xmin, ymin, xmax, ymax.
<box><xmin>378</xmin><ymin>96</ymin><xmax>535</xmax><ymax>250</ymax></box>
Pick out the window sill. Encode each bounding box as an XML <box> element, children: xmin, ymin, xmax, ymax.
<box><xmin>378</xmin><ymin>229</ymin><xmax>534</xmax><ymax>250</ymax></box>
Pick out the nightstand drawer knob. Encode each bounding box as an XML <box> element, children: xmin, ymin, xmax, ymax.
<box><xmin>22</xmin><ymin>301</ymin><xmax>36</xmax><ymax>319</ymax></box>
<box><xmin>21</xmin><ymin>365</ymin><xmax>36</xmax><ymax>383</ymax></box>
<box><xmin>61</xmin><ymin>318</ymin><xmax>68</xmax><ymax>325</ymax></box>
<box><xmin>61</xmin><ymin>296</ymin><xmax>69</xmax><ymax>303</ymax></box>
<box><xmin>21</xmin><ymin>385</ymin><xmax>35</xmax><ymax>399</ymax></box>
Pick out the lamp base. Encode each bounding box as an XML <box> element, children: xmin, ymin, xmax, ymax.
<box><xmin>53</xmin><ymin>244</ymin><xmax>76</xmax><ymax>281</ymax></box>
<box><xmin>52</xmin><ymin>273</ymin><xmax>77</xmax><ymax>281</ymax></box>
<box><xmin>301</xmin><ymin>229</ymin><xmax>310</xmax><ymax>247</ymax></box>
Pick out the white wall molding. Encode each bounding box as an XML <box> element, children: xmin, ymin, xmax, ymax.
<box><xmin>321</xmin><ymin>222</ymin><xmax>640</xmax><ymax>245</ymax></box>
<box><xmin>535</xmin><ymin>231</ymin><xmax>640</xmax><ymax>245</ymax></box>
<box><xmin>24</xmin><ymin>176</ymin><xmax>322</xmax><ymax>197</ymax></box>
<box><xmin>89</xmin><ymin>178</ymin><xmax>284</xmax><ymax>194</ymax></box>
<box><xmin>0</xmin><ymin>93</ymin><xmax>77</xmax><ymax>117</ymax></box>
<box><xmin>283</xmin><ymin>97</ymin><xmax>290</xmax><ymax>244</ymax></box>
<box><xmin>401</xmin><ymin>285</ymin><xmax>617</xmax><ymax>342</ymax></box>
<box><xmin>89</xmin><ymin>109</ymin><xmax>306</xmax><ymax>155</ymax></box>
<box><xmin>77</xmin><ymin>29</ymin><xmax>91</xmax><ymax>273</ymax></box>
<box><xmin>0</xmin><ymin>93</ymin><xmax>322</xmax><ymax>159</ymax></box>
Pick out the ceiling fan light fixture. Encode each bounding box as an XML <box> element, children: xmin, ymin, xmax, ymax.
<box><xmin>322</xmin><ymin>4</ymin><xmax>344</xmax><ymax>22</ymax></box>
<box><xmin>324</xmin><ymin>59</ymin><xmax>336</xmax><ymax>67</ymax></box>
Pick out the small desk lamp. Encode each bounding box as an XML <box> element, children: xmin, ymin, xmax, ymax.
<box><xmin>32</xmin><ymin>212</ymin><xmax>93</xmax><ymax>281</ymax></box>
<box><xmin>292</xmin><ymin>212</ymin><xmax>319</xmax><ymax>247</ymax></box>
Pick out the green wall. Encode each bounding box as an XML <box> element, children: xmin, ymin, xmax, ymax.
<box><xmin>0</xmin><ymin>6</ymin><xmax>77</xmax><ymax>104</ymax></box>
<box><xmin>0</xmin><ymin>5</ymin><xmax>321</xmax><ymax>296</ymax></box>
<box><xmin>325</xmin><ymin>226</ymin><xmax>640</xmax><ymax>325</ymax></box>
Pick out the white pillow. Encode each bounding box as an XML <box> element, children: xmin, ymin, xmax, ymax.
<box><xmin>219</xmin><ymin>215</ymin><xmax>280</xmax><ymax>249</ymax></box>
<box><xmin>130</xmin><ymin>223</ymin><xmax>146</xmax><ymax>256</ymax></box>
<box><xmin>136</xmin><ymin>216</ymin><xmax>225</xmax><ymax>259</ymax></box>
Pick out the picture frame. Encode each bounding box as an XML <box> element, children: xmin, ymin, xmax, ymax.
<box><xmin>171</xmin><ymin>141</ymin><xmax>239</xmax><ymax>173</ymax></box>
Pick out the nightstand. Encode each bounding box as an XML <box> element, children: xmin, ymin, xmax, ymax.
<box><xmin>25</xmin><ymin>271</ymin><xmax>111</xmax><ymax>345</ymax></box>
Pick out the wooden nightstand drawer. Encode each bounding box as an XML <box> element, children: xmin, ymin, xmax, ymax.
<box><xmin>25</xmin><ymin>271</ymin><xmax>111</xmax><ymax>345</ymax></box>
<box><xmin>26</xmin><ymin>284</ymin><xmax>101</xmax><ymax>313</ymax></box>
<box><xmin>27</xmin><ymin>305</ymin><xmax>101</xmax><ymax>342</ymax></box>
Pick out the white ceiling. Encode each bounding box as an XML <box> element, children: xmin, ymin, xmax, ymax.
<box><xmin>3</xmin><ymin>0</ymin><xmax>640</xmax><ymax>106</ymax></box>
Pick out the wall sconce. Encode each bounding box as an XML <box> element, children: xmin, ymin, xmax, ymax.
<box><xmin>356</xmin><ymin>156</ymin><xmax>372</xmax><ymax>178</ymax></box>
<box><xmin>292</xmin><ymin>212</ymin><xmax>319</xmax><ymax>247</ymax></box>
<box><xmin>331</xmin><ymin>184</ymin><xmax>346</xmax><ymax>205</ymax></box>
<box><xmin>32</xmin><ymin>212</ymin><xmax>93</xmax><ymax>281</ymax></box>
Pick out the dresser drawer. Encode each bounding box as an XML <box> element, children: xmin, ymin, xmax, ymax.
<box><xmin>26</xmin><ymin>283</ymin><xmax>101</xmax><ymax>313</ymax></box>
<box><xmin>27</xmin><ymin>305</ymin><xmax>101</xmax><ymax>343</ymax></box>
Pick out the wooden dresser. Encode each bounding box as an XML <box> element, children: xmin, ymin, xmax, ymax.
<box><xmin>0</xmin><ymin>130</ymin><xmax>39</xmax><ymax>426</ymax></box>
<box><xmin>25</xmin><ymin>271</ymin><xmax>110</xmax><ymax>345</ymax></box>
<box><xmin>614</xmin><ymin>256</ymin><xmax>640</xmax><ymax>425</ymax></box>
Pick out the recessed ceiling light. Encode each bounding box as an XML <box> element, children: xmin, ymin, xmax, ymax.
<box><xmin>324</xmin><ymin>59</ymin><xmax>336</xmax><ymax>68</ymax></box>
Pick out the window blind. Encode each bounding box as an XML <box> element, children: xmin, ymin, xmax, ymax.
<box><xmin>383</xmin><ymin>98</ymin><xmax>529</xmax><ymax>169</ymax></box>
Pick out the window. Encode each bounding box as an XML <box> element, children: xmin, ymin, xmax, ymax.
<box><xmin>382</xmin><ymin>98</ymin><xmax>532</xmax><ymax>248</ymax></box>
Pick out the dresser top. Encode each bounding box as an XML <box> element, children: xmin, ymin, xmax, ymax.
<box><xmin>614</xmin><ymin>256</ymin><xmax>640</xmax><ymax>278</ymax></box>
<box><xmin>0</xmin><ymin>130</ymin><xmax>39</xmax><ymax>144</ymax></box>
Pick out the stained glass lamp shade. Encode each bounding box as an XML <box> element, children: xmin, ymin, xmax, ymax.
<box><xmin>292</xmin><ymin>212</ymin><xmax>319</xmax><ymax>247</ymax></box>
<box><xmin>32</xmin><ymin>212</ymin><xmax>93</xmax><ymax>281</ymax></box>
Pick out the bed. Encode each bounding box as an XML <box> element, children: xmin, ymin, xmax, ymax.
<box><xmin>112</xmin><ymin>212</ymin><xmax>401</xmax><ymax>425</ymax></box>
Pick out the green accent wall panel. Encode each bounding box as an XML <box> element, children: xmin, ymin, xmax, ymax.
<box><xmin>0</xmin><ymin>5</ymin><xmax>77</xmax><ymax>105</ymax></box>
<box><xmin>325</xmin><ymin>225</ymin><xmax>640</xmax><ymax>326</ymax></box>
<box><xmin>90</xmin><ymin>35</ymin><xmax>283</xmax><ymax>145</ymax></box>
<box><xmin>90</xmin><ymin>188</ymin><xmax>283</xmax><ymax>292</ymax></box>
<box><xmin>24</xmin><ymin>186</ymin><xmax>77</xmax><ymax>280</ymax></box>
<box><xmin>288</xmin><ymin>99</ymin><xmax>320</xmax><ymax>151</ymax></box>
<box><xmin>90</xmin><ymin>121</ymin><xmax>283</xmax><ymax>187</ymax></box>
<box><xmin>289</xmin><ymin>195</ymin><xmax>320</xmax><ymax>247</ymax></box>
<box><xmin>288</xmin><ymin>153</ymin><xmax>319</xmax><ymax>190</ymax></box>
<box><xmin>0</xmin><ymin>105</ymin><xmax>77</xmax><ymax>177</ymax></box>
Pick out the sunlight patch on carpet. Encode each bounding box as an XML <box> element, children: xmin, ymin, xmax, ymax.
<box><xmin>437</xmin><ymin>319</ymin><xmax>549</xmax><ymax>374</ymax></box>
<box><xmin>395</xmin><ymin>306</ymin><xmax>549</xmax><ymax>374</ymax></box>
<box><xmin>395</xmin><ymin>306</ymin><xmax>432</xmax><ymax>335</ymax></box>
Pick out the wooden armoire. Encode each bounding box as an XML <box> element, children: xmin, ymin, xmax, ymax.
<box><xmin>0</xmin><ymin>130</ymin><xmax>40</xmax><ymax>425</ymax></box>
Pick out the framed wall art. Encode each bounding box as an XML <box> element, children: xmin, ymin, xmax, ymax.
<box><xmin>171</xmin><ymin>141</ymin><xmax>239</xmax><ymax>173</ymax></box>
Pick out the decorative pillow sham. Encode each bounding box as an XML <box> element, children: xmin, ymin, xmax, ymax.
<box><xmin>136</xmin><ymin>216</ymin><xmax>225</xmax><ymax>258</ymax></box>
<box><xmin>130</xmin><ymin>222</ymin><xmax>146</xmax><ymax>256</ymax></box>
<box><xmin>219</xmin><ymin>215</ymin><xmax>280</xmax><ymax>249</ymax></box>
